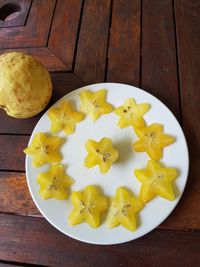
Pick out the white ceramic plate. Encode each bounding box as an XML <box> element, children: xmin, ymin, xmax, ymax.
<box><xmin>25</xmin><ymin>83</ymin><xmax>189</xmax><ymax>245</ymax></box>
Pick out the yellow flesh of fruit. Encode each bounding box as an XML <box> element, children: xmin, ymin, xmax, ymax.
<box><xmin>133</xmin><ymin>123</ymin><xmax>175</xmax><ymax>160</ymax></box>
<box><xmin>85</xmin><ymin>137</ymin><xmax>119</xmax><ymax>173</ymax></box>
<box><xmin>37</xmin><ymin>164</ymin><xmax>74</xmax><ymax>200</ymax></box>
<box><xmin>114</xmin><ymin>98</ymin><xmax>150</xmax><ymax>129</ymax></box>
<box><xmin>80</xmin><ymin>89</ymin><xmax>113</xmax><ymax>121</ymax></box>
<box><xmin>24</xmin><ymin>132</ymin><xmax>63</xmax><ymax>167</ymax></box>
<box><xmin>68</xmin><ymin>185</ymin><xmax>107</xmax><ymax>228</ymax></box>
<box><xmin>106</xmin><ymin>187</ymin><xmax>143</xmax><ymax>231</ymax></box>
<box><xmin>48</xmin><ymin>101</ymin><xmax>83</xmax><ymax>135</ymax></box>
<box><xmin>134</xmin><ymin>160</ymin><xmax>178</xmax><ymax>202</ymax></box>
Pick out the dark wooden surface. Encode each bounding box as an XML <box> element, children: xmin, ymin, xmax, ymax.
<box><xmin>0</xmin><ymin>0</ymin><xmax>200</xmax><ymax>266</ymax></box>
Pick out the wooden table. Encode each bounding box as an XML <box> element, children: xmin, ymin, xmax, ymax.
<box><xmin>0</xmin><ymin>0</ymin><xmax>200</xmax><ymax>266</ymax></box>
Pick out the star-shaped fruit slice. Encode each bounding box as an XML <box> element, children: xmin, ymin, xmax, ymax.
<box><xmin>134</xmin><ymin>160</ymin><xmax>178</xmax><ymax>202</ymax></box>
<box><xmin>68</xmin><ymin>185</ymin><xmax>107</xmax><ymax>228</ymax></box>
<box><xmin>24</xmin><ymin>132</ymin><xmax>63</xmax><ymax>167</ymax></box>
<box><xmin>106</xmin><ymin>187</ymin><xmax>143</xmax><ymax>231</ymax></box>
<box><xmin>114</xmin><ymin>98</ymin><xmax>150</xmax><ymax>129</ymax></box>
<box><xmin>133</xmin><ymin>123</ymin><xmax>175</xmax><ymax>160</ymax></box>
<box><xmin>79</xmin><ymin>89</ymin><xmax>113</xmax><ymax>121</ymax></box>
<box><xmin>37</xmin><ymin>163</ymin><xmax>74</xmax><ymax>200</ymax></box>
<box><xmin>48</xmin><ymin>101</ymin><xmax>83</xmax><ymax>135</ymax></box>
<box><xmin>85</xmin><ymin>137</ymin><xmax>119</xmax><ymax>173</ymax></box>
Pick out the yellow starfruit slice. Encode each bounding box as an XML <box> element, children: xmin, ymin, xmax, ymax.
<box><xmin>48</xmin><ymin>100</ymin><xmax>83</xmax><ymax>135</ymax></box>
<box><xmin>134</xmin><ymin>160</ymin><xmax>178</xmax><ymax>202</ymax></box>
<box><xmin>37</xmin><ymin>163</ymin><xmax>74</xmax><ymax>200</ymax></box>
<box><xmin>85</xmin><ymin>137</ymin><xmax>119</xmax><ymax>173</ymax></box>
<box><xmin>79</xmin><ymin>89</ymin><xmax>113</xmax><ymax>121</ymax></box>
<box><xmin>24</xmin><ymin>132</ymin><xmax>63</xmax><ymax>167</ymax></box>
<box><xmin>106</xmin><ymin>187</ymin><xmax>143</xmax><ymax>231</ymax></box>
<box><xmin>133</xmin><ymin>123</ymin><xmax>175</xmax><ymax>160</ymax></box>
<box><xmin>114</xmin><ymin>98</ymin><xmax>150</xmax><ymax>129</ymax></box>
<box><xmin>68</xmin><ymin>185</ymin><xmax>107</xmax><ymax>228</ymax></box>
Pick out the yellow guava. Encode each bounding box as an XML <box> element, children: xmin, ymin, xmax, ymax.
<box><xmin>0</xmin><ymin>52</ymin><xmax>52</xmax><ymax>118</ymax></box>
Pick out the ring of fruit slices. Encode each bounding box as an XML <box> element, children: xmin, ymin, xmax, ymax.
<box><xmin>24</xmin><ymin>88</ymin><xmax>177</xmax><ymax>232</ymax></box>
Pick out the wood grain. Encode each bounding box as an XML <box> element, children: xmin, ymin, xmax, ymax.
<box><xmin>107</xmin><ymin>0</ymin><xmax>141</xmax><ymax>86</ymax></box>
<box><xmin>0</xmin><ymin>129</ymin><xmax>198</xmax><ymax>229</ymax></box>
<box><xmin>0</xmin><ymin>0</ymin><xmax>56</xmax><ymax>48</ymax></box>
<box><xmin>142</xmin><ymin>0</ymin><xmax>179</xmax><ymax>117</ymax></box>
<box><xmin>167</xmin><ymin>0</ymin><xmax>200</xmax><ymax>230</ymax></box>
<box><xmin>0</xmin><ymin>213</ymin><xmax>200</xmax><ymax>266</ymax></box>
<box><xmin>0</xmin><ymin>172</ymin><xmax>39</xmax><ymax>216</ymax></box>
<box><xmin>0</xmin><ymin>135</ymin><xmax>28</xmax><ymax>171</ymax></box>
<box><xmin>3</xmin><ymin>170</ymin><xmax>196</xmax><ymax>228</ymax></box>
<box><xmin>0</xmin><ymin>263</ymin><xmax>21</xmax><ymax>267</ymax></box>
<box><xmin>0</xmin><ymin>0</ymin><xmax>32</xmax><ymax>28</ymax></box>
<box><xmin>0</xmin><ymin>0</ymin><xmax>83</xmax><ymax>72</ymax></box>
<box><xmin>0</xmin><ymin>48</ymin><xmax>66</xmax><ymax>71</ymax></box>
<box><xmin>2</xmin><ymin>125</ymin><xmax>197</xmax><ymax>227</ymax></box>
<box><xmin>48</xmin><ymin>0</ymin><xmax>82</xmax><ymax>69</ymax></box>
<box><xmin>0</xmin><ymin>73</ymin><xmax>85</xmax><ymax>135</ymax></box>
<box><xmin>0</xmin><ymin>169</ymin><xmax>200</xmax><ymax>230</ymax></box>
<box><xmin>75</xmin><ymin>0</ymin><xmax>111</xmax><ymax>83</ymax></box>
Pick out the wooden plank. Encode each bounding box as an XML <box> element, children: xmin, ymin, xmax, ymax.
<box><xmin>0</xmin><ymin>214</ymin><xmax>200</xmax><ymax>266</ymax></box>
<box><xmin>0</xmin><ymin>135</ymin><xmax>28</xmax><ymax>171</ymax></box>
<box><xmin>0</xmin><ymin>167</ymin><xmax>200</xmax><ymax>230</ymax></box>
<box><xmin>0</xmin><ymin>263</ymin><xmax>21</xmax><ymax>267</ymax></box>
<box><xmin>165</xmin><ymin>0</ymin><xmax>200</xmax><ymax>230</ymax></box>
<box><xmin>0</xmin><ymin>172</ymin><xmax>40</xmax><ymax>217</ymax></box>
<box><xmin>0</xmin><ymin>0</ymin><xmax>32</xmax><ymax>28</ymax></box>
<box><xmin>75</xmin><ymin>0</ymin><xmax>111</xmax><ymax>84</ymax></box>
<box><xmin>0</xmin><ymin>0</ymin><xmax>56</xmax><ymax>48</ymax></box>
<box><xmin>0</xmin><ymin>169</ymin><xmax>198</xmax><ymax>227</ymax></box>
<box><xmin>0</xmin><ymin>111</ymin><xmax>38</xmax><ymax>135</ymax></box>
<box><xmin>48</xmin><ymin>0</ymin><xmax>82</xmax><ymax>68</ymax></box>
<box><xmin>138</xmin><ymin>0</ymin><xmax>200</xmax><ymax>231</ymax></box>
<box><xmin>0</xmin><ymin>73</ymin><xmax>85</xmax><ymax>135</ymax></box>
<box><xmin>142</xmin><ymin>0</ymin><xmax>179</xmax><ymax>117</ymax></box>
<box><xmin>0</xmin><ymin>48</ymin><xmax>66</xmax><ymax>71</ymax></box>
<box><xmin>50</xmin><ymin>73</ymin><xmax>85</xmax><ymax>103</ymax></box>
<box><xmin>107</xmin><ymin>0</ymin><xmax>141</xmax><ymax>86</ymax></box>
<box><xmin>1</xmin><ymin>170</ymin><xmax>194</xmax><ymax>225</ymax></box>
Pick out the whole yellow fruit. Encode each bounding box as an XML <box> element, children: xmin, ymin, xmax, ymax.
<box><xmin>0</xmin><ymin>52</ymin><xmax>52</xmax><ymax>118</ymax></box>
